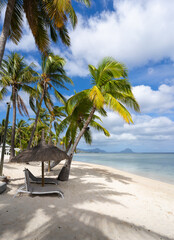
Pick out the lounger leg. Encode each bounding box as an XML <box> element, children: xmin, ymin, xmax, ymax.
<box><xmin>13</xmin><ymin>185</ymin><xmax>25</xmax><ymax>199</ymax></box>
<box><xmin>58</xmin><ymin>191</ymin><xmax>64</xmax><ymax>199</ymax></box>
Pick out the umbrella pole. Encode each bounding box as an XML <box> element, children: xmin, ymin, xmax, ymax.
<box><xmin>48</xmin><ymin>160</ymin><xmax>50</xmax><ymax>172</ymax></box>
<box><xmin>42</xmin><ymin>162</ymin><xmax>44</xmax><ymax>187</ymax></box>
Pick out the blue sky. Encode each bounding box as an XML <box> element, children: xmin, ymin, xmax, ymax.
<box><xmin>1</xmin><ymin>0</ymin><xmax>174</xmax><ymax>152</ymax></box>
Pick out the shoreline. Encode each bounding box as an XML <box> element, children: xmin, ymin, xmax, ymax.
<box><xmin>74</xmin><ymin>153</ymin><xmax>174</xmax><ymax>185</ymax></box>
<box><xmin>75</xmin><ymin>160</ymin><xmax>174</xmax><ymax>187</ymax></box>
<box><xmin>0</xmin><ymin>161</ymin><xmax>174</xmax><ymax>240</ymax></box>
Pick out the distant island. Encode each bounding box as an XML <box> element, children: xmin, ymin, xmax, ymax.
<box><xmin>77</xmin><ymin>148</ymin><xmax>134</xmax><ymax>153</ymax></box>
<box><xmin>119</xmin><ymin>148</ymin><xmax>134</xmax><ymax>153</ymax></box>
<box><xmin>77</xmin><ymin>148</ymin><xmax>106</xmax><ymax>153</ymax></box>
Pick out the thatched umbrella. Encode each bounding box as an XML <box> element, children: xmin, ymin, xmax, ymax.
<box><xmin>11</xmin><ymin>137</ymin><xmax>70</xmax><ymax>186</ymax></box>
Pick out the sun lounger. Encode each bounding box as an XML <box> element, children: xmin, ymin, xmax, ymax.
<box><xmin>14</xmin><ymin>169</ymin><xmax>64</xmax><ymax>198</ymax></box>
<box><xmin>0</xmin><ymin>182</ymin><xmax>7</xmax><ymax>194</ymax></box>
<box><xmin>26</xmin><ymin>168</ymin><xmax>59</xmax><ymax>185</ymax></box>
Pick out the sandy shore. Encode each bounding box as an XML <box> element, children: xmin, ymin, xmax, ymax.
<box><xmin>0</xmin><ymin>161</ymin><xmax>174</xmax><ymax>240</ymax></box>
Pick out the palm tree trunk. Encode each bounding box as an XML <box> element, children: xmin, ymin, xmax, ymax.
<box><xmin>58</xmin><ymin>106</ymin><xmax>96</xmax><ymax>181</ymax></box>
<box><xmin>45</xmin><ymin>139</ymin><xmax>72</xmax><ymax>172</ymax></box>
<box><xmin>65</xmin><ymin>140</ymin><xmax>72</xmax><ymax>153</ymax></box>
<box><xmin>20</xmin><ymin>134</ymin><xmax>22</xmax><ymax>149</ymax></box>
<box><xmin>10</xmin><ymin>86</ymin><xmax>16</xmax><ymax>159</ymax></box>
<box><xmin>49</xmin><ymin>118</ymin><xmax>53</xmax><ymax>143</ymax></box>
<box><xmin>47</xmin><ymin>118</ymin><xmax>53</xmax><ymax>172</ymax></box>
<box><xmin>27</xmin><ymin>91</ymin><xmax>45</xmax><ymax>149</ymax></box>
<box><xmin>0</xmin><ymin>0</ymin><xmax>16</xmax><ymax>66</ymax></box>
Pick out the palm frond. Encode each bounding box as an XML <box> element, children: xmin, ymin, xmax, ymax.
<box><xmin>54</xmin><ymin>88</ymin><xmax>66</xmax><ymax>104</ymax></box>
<box><xmin>89</xmin><ymin>86</ymin><xmax>104</xmax><ymax>109</ymax></box>
<box><xmin>9</xmin><ymin>0</ymin><xmax>23</xmax><ymax>44</ymax></box>
<box><xmin>23</xmin><ymin>0</ymin><xmax>50</xmax><ymax>52</ymax></box>
<box><xmin>29</xmin><ymin>96</ymin><xmax>36</xmax><ymax>114</ymax></box>
<box><xmin>75</xmin><ymin>0</ymin><xmax>91</xmax><ymax>7</ymax></box>
<box><xmin>58</xmin><ymin>25</ymin><xmax>70</xmax><ymax>46</ymax></box>
<box><xmin>17</xmin><ymin>94</ymin><xmax>29</xmax><ymax>117</ymax></box>
<box><xmin>83</xmin><ymin>129</ymin><xmax>92</xmax><ymax>144</ymax></box>
<box><xmin>104</xmin><ymin>93</ymin><xmax>133</xmax><ymax>124</ymax></box>
<box><xmin>0</xmin><ymin>87</ymin><xmax>8</xmax><ymax>100</ymax></box>
<box><xmin>90</xmin><ymin>120</ymin><xmax>110</xmax><ymax>137</ymax></box>
<box><xmin>67</xmin><ymin>90</ymin><xmax>89</xmax><ymax>114</ymax></box>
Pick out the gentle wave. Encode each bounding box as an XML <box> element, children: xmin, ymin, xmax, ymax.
<box><xmin>74</xmin><ymin>153</ymin><xmax>174</xmax><ymax>184</ymax></box>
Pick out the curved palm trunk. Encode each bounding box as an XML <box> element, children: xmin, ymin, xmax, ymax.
<box><xmin>45</xmin><ymin>139</ymin><xmax>72</xmax><ymax>172</ymax></box>
<box><xmin>27</xmin><ymin>90</ymin><xmax>45</xmax><ymax>149</ymax></box>
<box><xmin>65</xmin><ymin>140</ymin><xmax>72</xmax><ymax>154</ymax></box>
<box><xmin>10</xmin><ymin>86</ymin><xmax>16</xmax><ymax>159</ymax></box>
<box><xmin>58</xmin><ymin>106</ymin><xmax>96</xmax><ymax>181</ymax></box>
<box><xmin>0</xmin><ymin>0</ymin><xmax>16</xmax><ymax>66</ymax></box>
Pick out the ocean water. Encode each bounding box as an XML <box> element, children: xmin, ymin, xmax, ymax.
<box><xmin>73</xmin><ymin>153</ymin><xmax>174</xmax><ymax>185</ymax></box>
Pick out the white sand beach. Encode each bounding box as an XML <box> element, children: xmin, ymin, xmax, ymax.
<box><xmin>0</xmin><ymin>161</ymin><xmax>174</xmax><ymax>240</ymax></box>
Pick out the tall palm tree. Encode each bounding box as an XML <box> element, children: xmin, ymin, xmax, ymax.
<box><xmin>0</xmin><ymin>52</ymin><xmax>37</xmax><ymax>158</ymax></box>
<box><xmin>46</xmin><ymin>97</ymin><xmax>110</xmax><ymax>171</ymax></box>
<box><xmin>27</xmin><ymin>53</ymin><xmax>72</xmax><ymax>149</ymax></box>
<box><xmin>0</xmin><ymin>0</ymin><xmax>90</xmax><ymax>66</ymax></box>
<box><xmin>15</xmin><ymin>119</ymin><xmax>29</xmax><ymax>149</ymax></box>
<box><xmin>58</xmin><ymin>57</ymin><xmax>140</xmax><ymax>181</ymax></box>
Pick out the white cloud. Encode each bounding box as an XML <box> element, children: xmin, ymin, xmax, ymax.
<box><xmin>0</xmin><ymin>90</ymin><xmax>34</xmax><ymax>117</ymax></box>
<box><xmin>0</xmin><ymin>6</ymin><xmax>5</xmax><ymax>24</ymax></box>
<box><xmin>133</xmin><ymin>84</ymin><xmax>174</xmax><ymax>113</ymax></box>
<box><xmin>60</xmin><ymin>0</ymin><xmax>174</xmax><ymax>76</ymax></box>
<box><xmin>18</xmin><ymin>91</ymin><xmax>34</xmax><ymax>117</ymax></box>
<box><xmin>5</xmin><ymin>18</ymin><xmax>36</xmax><ymax>52</ymax></box>
<box><xmin>25</xmin><ymin>56</ymin><xmax>41</xmax><ymax>71</ymax></box>
<box><xmin>78</xmin><ymin>111</ymin><xmax>174</xmax><ymax>152</ymax></box>
<box><xmin>0</xmin><ymin>96</ymin><xmax>11</xmax><ymax>112</ymax></box>
<box><xmin>77</xmin><ymin>81</ymin><xmax>174</xmax><ymax>151</ymax></box>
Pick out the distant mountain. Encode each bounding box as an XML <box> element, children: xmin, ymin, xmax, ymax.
<box><xmin>76</xmin><ymin>147</ymin><xmax>134</xmax><ymax>153</ymax></box>
<box><xmin>119</xmin><ymin>148</ymin><xmax>134</xmax><ymax>153</ymax></box>
<box><xmin>77</xmin><ymin>148</ymin><xmax>106</xmax><ymax>153</ymax></box>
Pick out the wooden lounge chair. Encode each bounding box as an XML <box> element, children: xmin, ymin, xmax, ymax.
<box><xmin>26</xmin><ymin>168</ymin><xmax>59</xmax><ymax>185</ymax></box>
<box><xmin>13</xmin><ymin>169</ymin><xmax>64</xmax><ymax>198</ymax></box>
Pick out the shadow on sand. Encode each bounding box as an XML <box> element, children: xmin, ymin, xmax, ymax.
<box><xmin>0</xmin><ymin>162</ymin><xmax>172</xmax><ymax>240</ymax></box>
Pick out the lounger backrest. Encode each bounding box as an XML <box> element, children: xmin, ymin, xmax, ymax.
<box><xmin>24</xmin><ymin>169</ymin><xmax>30</xmax><ymax>191</ymax></box>
<box><xmin>26</xmin><ymin>168</ymin><xmax>37</xmax><ymax>181</ymax></box>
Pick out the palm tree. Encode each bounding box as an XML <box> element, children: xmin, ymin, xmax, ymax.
<box><xmin>57</xmin><ymin>98</ymin><xmax>110</xmax><ymax>152</ymax></box>
<box><xmin>0</xmin><ymin>119</ymin><xmax>6</xmax><ymax>145</ymax></box>
<box><xmin>15</xmin><ymin>119</ymin><xmax>29</xmax><ymax>150</ymax></box>
<box><xmin>28</xmin><ymin>106</ymin><xmax>50</xmax><ymax>147</ymax></box>
<box><xmin>0</xmin><ymin>0</ymin><xmax>90</xmax><ymax>66</ymax></box>
<box><xmin>0</xmin><ymin>52</ymin><xmax>37</xmax><ymax>158</ymax></box>
<box><xmin>46</xmin><ymin>97</ymin><xmax>110</xmax><ymax>171</ymax></box>
<box><xmin>58</xmin><ymin>57</ymin><xmax>140</xmax><ymax>181</ymax></box>
<box><xmin>48</xmin><ymin>106</ymin><xmax>66</xmax><ymax>143</ymax></box>
<box><xmin>27</xmin><ymin>53</ymin><xmax>72</xmax><ymax>149</ymax></box>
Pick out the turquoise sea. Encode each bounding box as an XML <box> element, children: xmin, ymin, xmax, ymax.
<box><xmin>73</xmin><ymin>153</ymin><xmax>174</xmax><ymax>185</ymax></box>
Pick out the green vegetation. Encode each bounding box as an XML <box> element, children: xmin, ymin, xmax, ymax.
<box><xmin>58</xmin><ymin>57</ymin><xmax>140</xmax><ymax>181</ymax></box>
<box><xmin>0</xmin><ymin>53</ymin><xmax>140</xmax><ymax>181</ymax></box>
<box><xmin>0</xmin><ymin>1</ymin><xmax>140</xmax><ymax>179</ymax></box>
<box><xmin>27</xmin><ymin>53</ymin><xmax>72</xmax><ymax>149</ymax></box>
<box><xmin>0</xmin><ymin>0</ymin><xmax>90</xmax><ymax>66</ymax></box>
<box><xmin>0</xmin><ymin>52</ymin><xmax>37</xmax><ymax>158</ymax></box>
